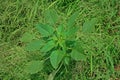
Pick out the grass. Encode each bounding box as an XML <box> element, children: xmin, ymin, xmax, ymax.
<box><xmin>0</xmin><ymin>0</ymin><xmax>120</xmax><ymax>80</ymax></box>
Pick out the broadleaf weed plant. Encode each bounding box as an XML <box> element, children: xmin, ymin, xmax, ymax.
<box><xmin>22</xmin><ymin>9</ymin><xmax>87</xmax><ymax>78</ymax></box>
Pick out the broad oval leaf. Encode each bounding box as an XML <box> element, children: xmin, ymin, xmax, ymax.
<box><xmin>67</xmin><ymin>11</ymin><xmax>79</xmax><ymax>28</ymax></box>
<box><xmin>70</xmin><ymin>48</ymin><xmax>86</xmax><ymax>61</ymax></box>
<box><xmin>25</xmin><ymin>40</ymin><xmax>45</xmax><ymax>51</ymax></box>
<box><xmin>44</xmin><ymin>9</ymin><xmax>58</xmax><ymax>26</ymax></box>
<box><xmin>56</xmin><ymin>24</ymin><xmax>66</xmax><ymax>39</ymax></box>
<box><xmin>24</xmin><ymin>60</ymin><xmax>44</xmax><ymax>74</ymax></box>
<box><xmin>20</xmin><ymin>32</ymin><xmax>34</xmax><ymax>42</ymax></box>
<box><xmin>50</xmin><ymin>50</ymin><xmax>64</xmax><ymax>69</ymax></box>
<box><xmin>82</xmin><ymin>18</ymin><xmax>97</xmax><ymax>33</ymax></box>
<box><xmin>57</xmin><ymin>24</ymin><xmax>64</xmax><ymax>35</ymax></box>
<box><xmin>36</xmin><ymin>24</ymin><xmax>54</xmax><ymax>37</ymax></box>
<box><xmin>65</xmin><ymin>27</ymin><xmax>78</xmax><ymax>37</ymax></box>
<box><xmin>41</xmin><ymin>40</ymin><xmax>55</xmax><ymax>53</ymax></box>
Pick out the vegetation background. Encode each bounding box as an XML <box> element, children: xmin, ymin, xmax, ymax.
<box><xmin>0</xmin><ymin>0</ymin><xmax>120</xmax><ymax>80</ymax></box>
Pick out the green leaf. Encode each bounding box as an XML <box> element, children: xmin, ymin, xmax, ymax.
<box><xmin>67</xmin><ymin>11</ymin><xmax>79</xmax><ymax>28</ymax></box>
<box><xmin>51</xmin><ymin>35</ymin><xmax>58</xmax><ymax>41</ymax></box>
<box><xmin>44</xmin><ymin>9</ymin><xmax>58</xmax><ymax>26</ymax></box>
<box><xmin>66</xmin><ymin>27</ymin><xmax>78</xmax><ymax>37</ymax></box>
<box><xmin>36</xmin><ymin>24</ymin><xmax>54</xmax><ymax>37</ymax></box>
<box><xmin>25</xmin><ymin>40</ymin><xmax>44</xmax><ymax>51</ymax></box>
<box><xmin>64</xmin><ymin>56</ymin><xmax>70</xmax><ymax>65</ymax></box>
<box><xmin>24</xmin><ymin>60</ymin><xmax>43</xmax><ymax>74</ymax></box>
<box><xmin>56</xmin><ymin>24</ymin><xmax>66</xmax><ymax>39</ymax></box>
<box><xmin>57</xmin><ymin>24</ymin><xmax>64</xmax><ymax>35</ymax></box>
<box><xmin>71</xmin><ymin>48</ymin><xmax>86</xmax><ymax>61</ymax></box>
<box><xmin>50</xmin><ymin>50</ymin><xmax>64</xmax><ymax>69</ymax></box>
<box><xmin>82</xmin><ymin>18</ymin><xmax>97</xmax><ymax>33</ymax></box>
<box><xmin>20</xmin><ymin>32</ymin><xmax>34</xmax><ymax>42</ymax></box>
<box><xmin>41</xmin><ymin>40</ymin><xmax>55</xmax><ymax>52</ymax></box>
